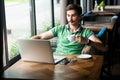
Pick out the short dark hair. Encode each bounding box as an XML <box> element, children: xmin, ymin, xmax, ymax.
<box><xmin>66</xmin><ymin>4</ymin><xmax>82</xmax><ymax>15</ymax></box>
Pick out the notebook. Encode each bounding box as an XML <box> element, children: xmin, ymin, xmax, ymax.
<box><xmin>17</xmin><ymin>39</ymin><xmax>66</xmax><ymax>64</ymax></box>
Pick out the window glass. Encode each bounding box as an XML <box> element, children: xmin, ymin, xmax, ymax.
<box><xmin>5</xmin><ymin>0</ymin><xmax>31</xmax><ymax>60</ymax></box>
<box><xmin>54</xmin><ymin>0</ymin><xmax>60</xmax><ymax>26</ymax></box>
<box><xmin>35</xmin><ymin>0</ymin><xmax>61</xmax><ymax>52</ymax></box>
<box><xmin>35</xmin><ymin>0</ymin><xmax>52</xmax><ymax>34</ymax></box>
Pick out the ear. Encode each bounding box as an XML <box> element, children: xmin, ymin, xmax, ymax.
<box><xmin>79</xmin><ymin>14</ymin><xmax>84</xmax><ymax>21</ymax></box>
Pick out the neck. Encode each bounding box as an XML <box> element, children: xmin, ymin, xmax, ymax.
<box><xmin>69</xmin><ymin>23</ymin><xmax>80</xmax><ymax>32</ymax></box>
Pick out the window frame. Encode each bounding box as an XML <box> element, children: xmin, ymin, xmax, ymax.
<box><xmin>3</xmin><ymin>0</ymin><xmax>55</xmax><ymax>69</ymax></box>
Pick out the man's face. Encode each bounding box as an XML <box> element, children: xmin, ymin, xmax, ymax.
<box><xmin>66</xmin><ymin>10</ymin><xmax>81</xmax><ymax>25</ymax></box>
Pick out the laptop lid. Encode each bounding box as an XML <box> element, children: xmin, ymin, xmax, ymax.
<box><xmin>17</xmin><ymin>39</ymin><xmax>66</xmax><ymax>64</ymax></box>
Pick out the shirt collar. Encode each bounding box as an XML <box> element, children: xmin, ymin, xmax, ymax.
<box><xmin>66</xmin><ymin>24</ymin><xmax>82</xmax><ymax>34</ymax></box>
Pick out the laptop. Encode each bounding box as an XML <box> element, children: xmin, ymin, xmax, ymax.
<box><xmin>17</xmin><ymin>39</ymin><xmax>66</xmax><ymax>64</ymax></box>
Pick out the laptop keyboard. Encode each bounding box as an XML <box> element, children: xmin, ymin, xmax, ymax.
<box><xmin>53</xmin><ymin>55</ymin><xmax>66</xmax><ymax>64</ymax></box>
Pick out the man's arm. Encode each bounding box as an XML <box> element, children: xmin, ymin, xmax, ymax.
<box><xmin>31</xmin><ymin>30</ymin><xmax>54</xmax><ymax>39</ymax></box>
<box><xmin>75</xmin><ymin>34</ymin><xmax>106</xmax><ymax>52</ymax></box>
<box><xmin>88</xmin><ymin>34</ymin><xmax>106</xmax><ymax>52</ymax></box>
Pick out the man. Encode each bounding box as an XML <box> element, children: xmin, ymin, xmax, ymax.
<box><xmin>31</xmin><ymin>4</ymin><xmax>106</xmax><ymax>54</ymax></box>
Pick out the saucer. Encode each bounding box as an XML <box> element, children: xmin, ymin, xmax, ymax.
<box><xmin>77</xmin><ymin>54</ymin><xmax>92</xmax><ymax>59</ymax></box>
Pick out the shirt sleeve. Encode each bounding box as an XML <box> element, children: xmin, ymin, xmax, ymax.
<box><xmin>50</xmin><ymin>26</ymin><xmax>60</xmax><ymax>37</ymax></box>
<box><xmin>83</xmin><ymin>28</ymin><xmax>94</xmax><ymax>38</ymax></box>
<box><xmin>87</xmin><ymin>29</ymin><xmax>94</xmax><ymax>38</ymax></box>
<box><xmin>88</xmin><ymin>34</ymin><xmax>95</xmax><ymax>39</ymax></box>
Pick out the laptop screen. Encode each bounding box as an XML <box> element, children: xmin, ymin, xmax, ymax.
<box><xmin>17</xmin><ymin>39</ymin><xmax>66</xmax><ymax>64</ymax></box>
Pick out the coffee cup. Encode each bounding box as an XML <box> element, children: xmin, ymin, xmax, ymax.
<box><xmin>67</xmin><ymin>34</ymin><xmax>75</xmax><ymax>42</ymax></box>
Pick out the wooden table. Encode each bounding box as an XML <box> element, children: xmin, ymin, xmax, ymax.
<box><xmin>92</xmin><ymin>6</ymin><xmax>120</xmax><ymax>16</ymax></box>
<box><xmin>82</xmin><ymin>22</ymin><xmax>114</xmax><ymax>31</ymax></box>
<box><xmin>3</xmin><ymin>55</ymin><xmax>103</xmax><ymax>80</ymax></box>
<box><xmin>92</xmin><ymin>9</ymin><xmax>117</xmax><ymax>16</ymax></box>
<box><xmin>91</xmin><ymin>6</ymin><xmax>120</xmax><ymax>24</ymax></box>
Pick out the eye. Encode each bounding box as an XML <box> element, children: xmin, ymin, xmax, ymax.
<box><xmin>67</xmin><ymin>14</ymin><xmax>70</xmax><ymax>17</ymax></box>
<box><xmin>72</xmin><ymin>14</ymin><xmax>77</xmax><ymax>17</ymax></box>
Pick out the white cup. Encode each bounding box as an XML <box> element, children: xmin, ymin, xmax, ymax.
<box><xmin>67</xmin><ymin>34</ymin><xmax>75</xmax><ymax>42</ymax></box>
<box><xmin>100</xmin><ymin>7</ymin><xmax>104</xmax><ymax>11</ymax></box>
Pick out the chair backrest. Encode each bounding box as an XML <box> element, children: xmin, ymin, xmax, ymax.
<box><xmin>96</xmin><ymin>27</ymin><xmax>107</xmax><ymax>38</ymax></box>
<box><xmin>112</xmin><ymin>12</ymin><xmax>120</xmax><ymax>48</ymax></box>
<box><xmin>111</xmin><ymin>15</ymin><xmax>118</xmax><ymax>23</ymax></box>
<box><xmin>106</xmin><ymin>12</ymin><xmax>120</xmax><ymax>70</ymax></box>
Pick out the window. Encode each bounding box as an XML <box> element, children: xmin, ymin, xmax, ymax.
<box><xmin>4</xmin><ymin>0</ymin><xmax>31</xmax><ymax>61</ymax></box>
<box><xmin>35</xmin><ymin>0</ymin><xmax>59</xmax><ymax>52</ymax></box>
<box><xmin>35</xmin><ymin>0</ymin><xmax>52</xmax><ymax>34</ymax></box>
<box><xmin>54</xmin><ymin>0</ymin><xmax>60</xmax><ymax>26</ymax></box>
<box><xmin>3</xmin><ymin>0</ymin><xmax>58</xmax><ymax>67</ymax></box>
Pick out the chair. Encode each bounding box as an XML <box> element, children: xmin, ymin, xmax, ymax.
<box><xmin>100</xmin><ymin>12</ymin><xmax>120</xmax><ymax>79</ymax></box>
<box><xmin>96</xmin><ymin>27</ymin><xmax>107</xmax><ymax>37</ymax></box>
<box><xmin>108</xmin><ymin>12</ymin><xmax>120</xmax><ymax>74</ymax></box>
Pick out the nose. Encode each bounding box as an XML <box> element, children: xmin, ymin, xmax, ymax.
<box><xmin>69</xmin><ymin>16</ymin><xmax>72</xmax><ymax>21</ymax></box>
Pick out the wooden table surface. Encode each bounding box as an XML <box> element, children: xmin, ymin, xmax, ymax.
<box><xmin>82</xmin><ymin>22</ymin><xmax>114</xmax><ymax>31</ymax></box>
<box><xmin>3</xmin><ymin>55</ymin><xmax>103</xmax><ymax>80</ymax></box>
<box><xmin>92</xmin><ymin>9</ymin><xmax>118</xmax><ymax>16</ymax></box>
<box><xmin>92</xmin><ymin>6</ymin><xmax>120</xmax><ymax>16</ymax></box>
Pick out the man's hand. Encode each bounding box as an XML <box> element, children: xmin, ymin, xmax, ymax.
<box><xmin>31</xmin><ymin>35</ymin><xmax>41</xmax><ymax>39</ymax></box>
<box><xmin>75</xmin><ymin>35</ymin><xmax>89</xmax><ymax>44</ymax></box>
